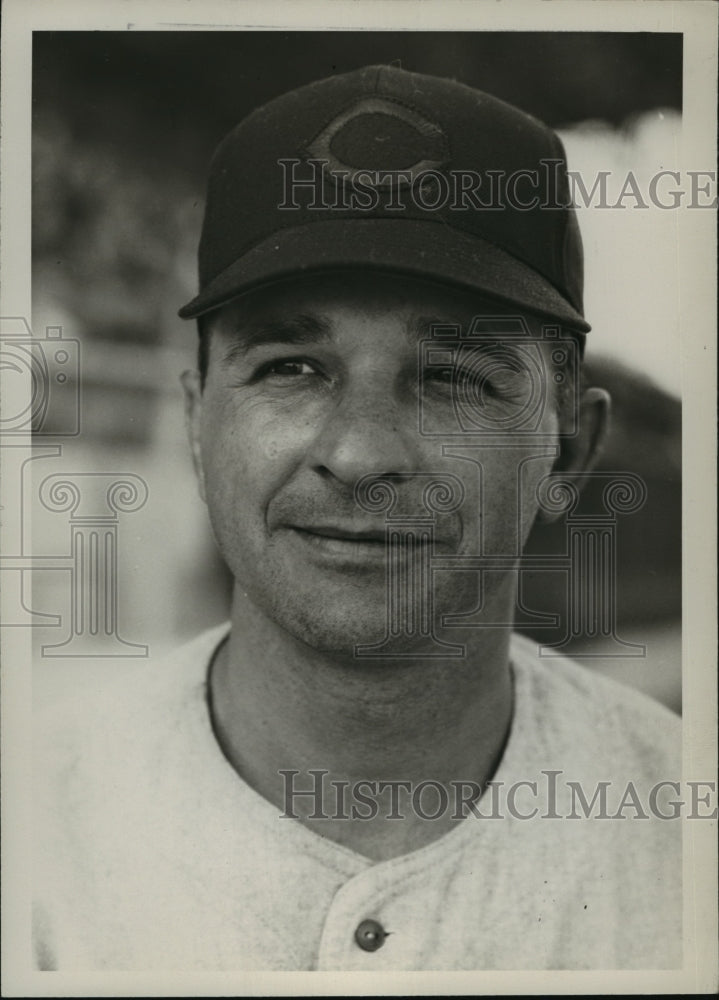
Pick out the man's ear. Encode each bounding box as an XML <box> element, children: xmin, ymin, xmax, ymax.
<box><xmin>180</xmin><ymin>369</ymin><xmax>207</xmax><ymax>503</ymax></box>
<box><xmin>538</xmin><ymin>387</ymin><xmax>611</xmax><ymax>522</ymax></box>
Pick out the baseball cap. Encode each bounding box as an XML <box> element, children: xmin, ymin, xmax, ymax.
<box><xmin>179</xmin><ymin>64</ymin><xmax>590</xmax><ymax>333</ymax></box>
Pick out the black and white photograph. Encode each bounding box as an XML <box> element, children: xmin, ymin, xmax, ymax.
<box><xmin>1</xmin><ymin>1</ymin><xmax>717</xmax><ymax>995</ymax></box>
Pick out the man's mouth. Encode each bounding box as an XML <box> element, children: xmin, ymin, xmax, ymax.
<box><xmin>289</xmin><ymin>525</ymin><xmax>389</xmax><ymax>561</ymax></box>
<box><xmin>292</xmin><ymin>524</ymin><xmax>387</xmax><ymax>544</ymax></box>
<box><xmin>285</xmin><ymin>523</ymin><xmax>442</xmax><ymax>568</ymax></box>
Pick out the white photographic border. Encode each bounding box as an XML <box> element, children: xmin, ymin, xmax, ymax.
<box><xmin>1</xmin><ymin>1</ymin><xmax>716</xmax><ymax>995</ymax></box>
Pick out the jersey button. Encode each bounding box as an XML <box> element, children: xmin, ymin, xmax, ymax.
<box><xmin>355</xmin><ymin>918</ymin><xmax>388</xmax><ymax>952</ymax></box>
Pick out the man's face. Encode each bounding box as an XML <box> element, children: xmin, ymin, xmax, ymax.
<box><xmin>184</xmin><ymin>271</ymin><xmax>568</xmax><ymax>655</ymax></box>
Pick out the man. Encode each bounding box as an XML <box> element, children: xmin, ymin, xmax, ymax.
<box><xmin>34</xmin><ymin>65</ymin><xmax>680</xmax><ymax>971</ymax></box>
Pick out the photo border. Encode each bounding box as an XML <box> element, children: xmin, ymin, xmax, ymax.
<box><xmin>2</xmin><ymin>1</ymin><xmax>716</xmax><ymax>995</ymax></box>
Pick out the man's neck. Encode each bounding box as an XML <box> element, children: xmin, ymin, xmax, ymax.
<box><xmin>209</xmin><ymin>590</ymin><xmax>514</xmax><ymax>861</ymax></box>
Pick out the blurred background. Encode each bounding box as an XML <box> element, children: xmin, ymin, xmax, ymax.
<box><xmin>30</xmin><ymin>31</ymin><xmax>682</xmax><ymax>711</ymax></box>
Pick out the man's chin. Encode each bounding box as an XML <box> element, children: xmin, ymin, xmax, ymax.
<box><xmin>232</xmin><ymin>558</ymin><xmax>487</xmax><ymax>659</ymax></box>
<box><xmin>272</xmin><ymin>599</ymin><xmax>398</xmax><ymax>659</ymax></box>
<box><xmin>258</xmin><ymin>589</ymin><xmax>471</xmax><ymax>663</ymax></box>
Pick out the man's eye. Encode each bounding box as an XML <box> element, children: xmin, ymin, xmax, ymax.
<box><xmin>425</xmin><ymin>366</ymin><xmax>491</xmax><ymax>394</ymax></box>
<box><xmin>423</xmin><ymin>366</ymin><xmax>459</xmax><ymax>388</ymax></box>
<box><xmin>259</xmin><ymin>359</ymin><xmax>317</xmax><ymax>378</ymax></box>
<box><xmin>429</xmin><ymin>367</ymin><xmax>455</xmax><ymax>385</ymax></box>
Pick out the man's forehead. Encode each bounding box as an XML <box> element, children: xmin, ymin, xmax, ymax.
<box><xmin>206</xmin><ymin>270</ymin><xmax>548</xmax><ymax>342</ymax></box>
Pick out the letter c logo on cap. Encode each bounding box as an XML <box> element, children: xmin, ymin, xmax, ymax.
<box><xmin>305</xmin><ymin>97</ymin><xmax>449</xmax><ymax>189</ymax></box>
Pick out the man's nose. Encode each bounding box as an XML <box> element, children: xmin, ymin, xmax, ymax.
<box><xmin>307</xmin><ymin>382</ymin><xmax>422</xmax><ymax>485</ymax></box>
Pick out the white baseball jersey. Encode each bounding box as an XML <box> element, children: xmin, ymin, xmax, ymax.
<box><xmin>33</xmin><ymin>624</ymin><xmax>682</xmax><ymax>971</ymax></box>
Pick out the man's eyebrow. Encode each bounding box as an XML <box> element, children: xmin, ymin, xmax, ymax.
<box><xmin>219</xmin><ymin>314</ymin><xmax>333</xmax><ymax>364</ymax></box>
<box><xmin>412</xmin><ymin>315</ymin><xmax>455</xmax><ymax>341</ymax></box>
<box><xmin>412</xmin><ymin>314</ymin><xmax>534</xmax><ymax>352</ymax></box>
<box><xmin>410</xmin><ymin>314</ymin><xmax>502</xmax><ymax>341</ymax></box>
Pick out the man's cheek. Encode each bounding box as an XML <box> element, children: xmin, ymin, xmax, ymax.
<box><xmin>518</xmin><ymin>451</ymin><xmax>558</xmax><ymax>540</ymax></box>
<box><xmin>203</xmin><ymin>421</ymin><xmax>312</xmax><ymax>477</ymax></box>
<box><xmin>228</xmin><ymin>399</ymin><xmax>325</xmax><ymax>463</ymax></box>
<box><xmin>256</xmin><ymin>420</ymin><xmax>317</xmax><ymax>463</ymax></box>
<box><xmin>475</xmin><ymin>452</ymin><xmax>556</xmax><ymax>554</ymax></box>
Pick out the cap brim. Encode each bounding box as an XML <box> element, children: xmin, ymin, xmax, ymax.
<box><xmin>178</xmin><ymin>218</ymin><xmax>590</xmax><ymax>332</ymax></box>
